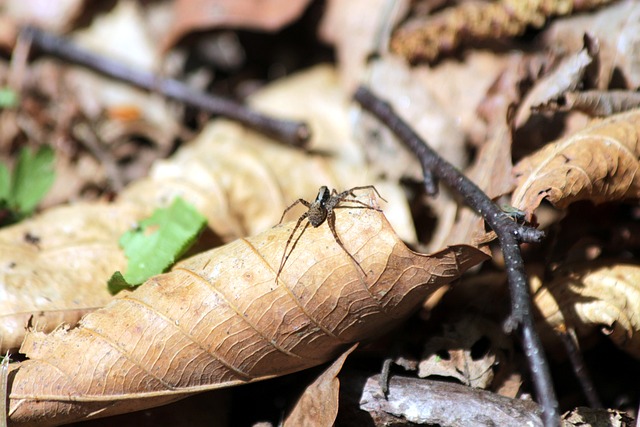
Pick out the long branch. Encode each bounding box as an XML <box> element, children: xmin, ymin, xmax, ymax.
<box><xmin>20</xmin><ymin>26</ymin><xmax>311</xmax><ymax>147</ymax></box>
<box><xmin>354</xmin><ymin>86</ymin><xmax>559</xmax><ymax>427</ymax></box>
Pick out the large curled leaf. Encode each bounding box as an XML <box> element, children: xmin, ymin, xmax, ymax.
<box><xmin>7</xmin><ymin>205</ymin><xmax>487</xmax><ymax>426</ymax></box>
<box><xmin>0</xmin><ymin>66</ymin><xmax>416</xmax><ymax>353</ymax></box>
<box><xmin>511</xmin><ymin>109</ymin><xmax>640</xmax><ymax>218</ymax></box>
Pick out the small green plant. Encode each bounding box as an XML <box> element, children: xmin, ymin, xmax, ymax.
<box><xmin>108</xmin><ymin>197</ymin><xmax>207</xmax><ymax>295</ymax></box>
<box><xmin>0</xmin><ymin>87</ymin><xmax>19</xmax><ymax>109</ymax></box>
<box><xmin>0</xmin><ymin>146</ymin><xmax>55</xmax><ymax>226</ymax></box>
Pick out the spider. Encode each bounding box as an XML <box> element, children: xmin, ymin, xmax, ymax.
<box><xmin>275</xmin><ymin>185</ymin><xmax>386</xmax><ymax>282</ymax></box>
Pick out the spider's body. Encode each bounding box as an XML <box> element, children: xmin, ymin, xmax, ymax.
<box><xmin>275</xmin><ymin>185</ymin><xmax>385</xmax><ymax>282</ymax></box>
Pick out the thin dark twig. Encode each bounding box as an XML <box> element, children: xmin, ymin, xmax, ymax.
<box><xmin>354</xmin><ymin>86</ymin><xmax>559</xmax><ymax>427</ymax></box>
<box><xmin>20</xmin><ymin>26</ymin><xmax>311</xmax><ymax>147</ymax></box>
<box><xmin>559</xmin><ymin>328</ymin><xmax>602</xmax><ymax>408</ymax></box>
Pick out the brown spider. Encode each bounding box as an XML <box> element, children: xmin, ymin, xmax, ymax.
<box><xmin>275</xmin><ymin>185</ymin><xmax>386</xmax><ymax>282</ymax></box>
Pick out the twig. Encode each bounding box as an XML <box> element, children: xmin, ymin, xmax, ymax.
<box><xmin>19</xmin><ymin>26</ymin><xmax>311</xmax><ymax>147</ymax></box>
<box><xmin>354</xmin><ymin>86</ymin><xmax>559</xmax><ymax>427</ymax></box>
<box><xmin>559</xmin><ymin>328</ymin><xmax>602</xmax><ymax>408</ymax></box>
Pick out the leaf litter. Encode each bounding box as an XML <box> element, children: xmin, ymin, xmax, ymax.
<box><xmin>1</xmin><ymin>0</ymin><xmax>640</xmax><ymax>426</ymax></box>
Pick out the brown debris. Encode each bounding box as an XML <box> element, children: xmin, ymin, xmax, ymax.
<box><xmin>391</xmin><ymin>0</ymin><xmax>615</xmax><ymax>63</ymax></box>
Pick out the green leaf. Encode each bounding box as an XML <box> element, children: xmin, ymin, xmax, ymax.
<box><xmin>107</xmin><ymin>271</ymin><xmax>132</xmax><ymax>295</ymax></box>
<box><xmin>0</xmin><ymin>146</ymin><xmax>55</xmax><ymax>227</ymax></box>
<box><xmin>0</xmin><ymin>87</ymin><xmax>18</xmax><ymax>108</ymax></box>
<box><xmin>0</xmin><ymin>163</ymin><xmax>11</xmax><ymax>201</ymax></box>
<box><xmin>12</xmin><ymin>146</ymin><xmax>55</xmax><ymax>214</ymax></box>
<box><xmin>108</xmin><ymin>197</ymin><xmax>207</xmax><ymax>294</ymax></box>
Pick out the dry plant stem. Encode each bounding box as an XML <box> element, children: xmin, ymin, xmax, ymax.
<box><xmin>20</xmin><ymin>26</ymin><xmax>311</xmax><ymax>147</ymax></box>
<box><xmin>354</xmin><ymin>86</ymin><xmax>559</xmax><ymax>426</ymax></box>
<box><xmin>559</xmin><ymin>329</ymin><xmax>602</xmax><ymax>408</ymax></box>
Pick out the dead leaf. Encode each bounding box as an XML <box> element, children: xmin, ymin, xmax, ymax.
<box><xmin>2</xmin><ymin>0</ymin><xmax>84</xmax><ymax>33</ymax></box>
<box><xmin>433</xmin><ymin>55</ymin><xmax>522</xmax><ymax>250</ymax></box>
<box><xmin>538</xmin><ymin>90</ymin><xmax>640</xmax><ymax>117</ymax></box>
<box><xmin>284</xmin><ymin>344</ymin><xmax>358</xmax><ymax>427</ymax></box>
<box><xmin>514</xmin><ymin>36</ymin><xmax>598</xmax><ymax>129</ymax></box>
<box><xmin>543</xmin><ymin>0</ymin><xmax>640</xmax><ymax>89</ymax></box>
<box><xmin>161</xmin><ymin>0</ymin><xmax>313</xmax><ymax>51</ymax></box>
<box><xmin>418</xmin><ymin>315</ymin><xmax>512</xmax><ymax>390</ymax></box>
<box><xmin>532</xmin><ymin>261</ymin><xmax>640</xmax><ymax>358</ymax></box>
<box><xmin>0</xmin><ymin>66</ymin><xmax>416</xmax><ymax>353</ymax></box>
<box><xmin>6</xmin><ymin>205</ymin><xmax>487</xmax><ymax>426</ymax></box>
<box><xmin>561</xmin><ymin>407</ymin><xmax>634</xmax><ymax>427</ymax></box>
<box><xmin>511</xmin><ymin>109</ymin><xmax>640</xmax><ymax>219</ymax></box>
<box><xmin>318</xmin><ymin>0</ymin><xmax>409</xmax><ymax>90</ymax></box>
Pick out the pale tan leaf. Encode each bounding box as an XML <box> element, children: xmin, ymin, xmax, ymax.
<box><xmin>284</xmin><ymin>344</ymin><xmax>358</xmax><ymax>427</ymax></box>
<box><xmin>511</xmin><ymin>109</ymin><xmax>640</xmax><ymax>218</ymax></box>
<box><xmin>0</xmin><ymin>204</ymin><xmax>133</xmax><ymax>351</ymax></box>
<box><xmin>533</xmin><ymin>261</ymin><xmax>640</xmax><ymax>358</ymax></box>
<box><xmin>3</xmin><ymin>0</ymin><xmax>84</xmax><ymax>33</ymax></box>
<box><xmin>7</xmin><ymin>206</ymin><xmax>487</xmax><ymax>426</ymax></box>
<box><xmin>318</xmin><ymin>0</ymin><xmax>409</xmax><ymax>90</ymax></box>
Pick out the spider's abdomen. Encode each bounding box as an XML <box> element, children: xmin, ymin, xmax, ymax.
<box><xmin>307</xmin><ymin>205</ymin><xmax>327</xmax><ymax>227</ymax></box>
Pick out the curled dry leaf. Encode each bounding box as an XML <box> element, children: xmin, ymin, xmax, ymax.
<box><xmin>0</xmin><ymin>66</ymin><xmax>416</xmax><ymax>353</ymax></box>
<box><xmin>533</xmin><ymin>261</ymin><xmax>640</xmax><ymax>358</ymax></box>
<box><xmin>7</xmin><ymin>206</ymin><xmax>487</xmax><ymax>426</ymax></box>
<box><xmin>511</xmin><ymin>109</ymin><xmax>640</xmax><ymax>219</ymax></box>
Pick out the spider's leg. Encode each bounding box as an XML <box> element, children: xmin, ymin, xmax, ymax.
<box><xmin>276</xmin><ymin>213</ymin><xmax>310</xmax><ymax>282</ymax></box>
<box><xmin>327</xmin><ymin>210</ymin><xmax>367</xmax><ymax>276</ymax></box>
<box><xmin>342</xmin><ymin>185</ymin><xmax>388</xmax><ymax>203</ymax></box>
<box><xmin>333</xmin><ymin>198</ymin><xmax>383</xmax><ymax>212</ymax></box>
<box><xmin>278</xmin><ymin>199</ymin><xmax>311</xmax><ymax>224</ymax></box>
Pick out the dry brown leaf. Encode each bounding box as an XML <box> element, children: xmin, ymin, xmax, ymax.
<box><xmin>418</xmin><ymin>315</ymin><xmax>512</xmax><ymax>389</ymax></box>
<box><xmin>0</xmin><ymin>66</ymin><xmax>416</xmax><ymax>353</ymax></box>
<box><xmin>7</xmin><ymin>206</ymin><xmax>487</xmax><ymax>426</ymax></box>
<box><xmin>532</xmin><ymin>261</ymin><xmax>640</xmax><ymax>358</ymax></box>
<box><xmin>161</xmin><ymin>0</ymin><xmax>313</xmax><ymax>51</ymax></box>
<box><xmin>511</xmin><ymin>109</ymin><xmax>640</xmax><ymax>219</ymax></box>
<box><xmin>284</xmin><ymin>344</ymin><xmax>358</xmax><ymax>427</ymax></box>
